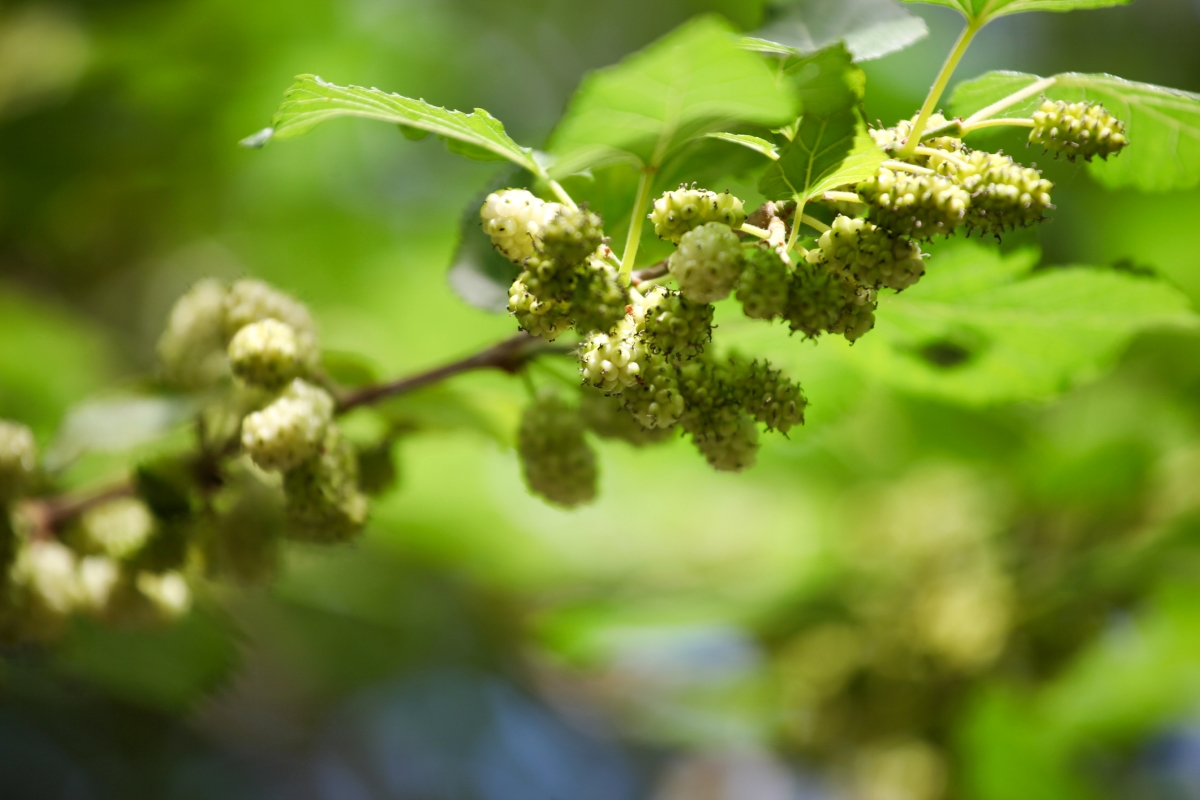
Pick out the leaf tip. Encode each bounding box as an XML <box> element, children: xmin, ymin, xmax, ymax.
<box><xmin>239</xmin><ymin>128</ymin><xmax>275</xmax><ymax>149</ymax></box>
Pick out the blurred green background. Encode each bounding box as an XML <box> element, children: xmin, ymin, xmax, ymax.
<box><xmin>4</xmin><ymin>0</ymin><xmax>1200</xmax><ymax>798</ymax></box>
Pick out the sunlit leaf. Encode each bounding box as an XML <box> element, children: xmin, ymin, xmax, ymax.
<box><xmin>950</xmin><ymin>71</ymin><xmax>1200</xmax><ymax>191</ymax></box>
<box><xmin>747</xmin><ymin>0</ymin><xmax>928</xmax><ymax>62</ymax></box>
<box><xmin>758</xmin><ymin>108</ymin><xmax>886</xmax><ymax>201</ymax></box>
<box><xmin>897</xmin><ymin>0</ymin><xmax>1128</xmax><ymax>21</ymax></box>
<box><xmin>705</xmin><ymin>132</ymin><xmax>780</xmax><ymax>160</ymax></box>
<box><xmin>848</xmin><ymin>243</ymin><xmax>1198</xmax><ymax>404</ymax></box>
<box><xmin>45</xmin><ymin>395</ymin><xmax>195</xmax><ymax>470</ymax></box>
<box><xmin>247</xmin><ymin>75</ymin><xmax>542</xmax><ymax>174</ymax></box>
<box><xmin>545</xmin><ymin>15</ymin><xmax>797</xmax><ymax>177</ymax></box>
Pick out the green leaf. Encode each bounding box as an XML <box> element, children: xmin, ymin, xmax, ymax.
<box><xmin>44</xmin><ymin>395</ymin><xmax>194</xmax><ymax>470</ymax></box>
<box><xmin>248</xmin><ymin>74</ymin><xmax>541</xmax><ymax>174</ymax></box>
<box><xmin>748</xmin><ymin>0</ymin><xmax>928</xmax><ymax>62</ymax></box>
<box><xmin>758</xmin><ymin>108</ymin><xmax>886</xmax><ymax>201</ymax></box>
<box><xmin>545</xmin><ymin>15</ymin><xmax>797</xmax><ymax>177</ymax></box>
<box><xmin>950</xmin><ymin>71</ymin><xmax>1200</xmax><ymax>192</ymax></box>
<box><xmin>705</xmin><ymin>132</ymin><xmax>781</xmax><ymax>160</ymax></box>
<box><xmin>898</xmin><ymin>0</ymin><xmax>1128</xmax><ymax>21</ymax></box>
<box><xmin>848</xmin><ymin>243</ymin><xmax>1198</xmax><ymax>404</ymax></box>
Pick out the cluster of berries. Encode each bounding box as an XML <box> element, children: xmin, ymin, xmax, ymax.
<box><xmin>484</xmin><ymin>188</ymin><xmax>808</xmax><ymax>506</ymax></box>
<box><xmin>0</xmin><ymin>423</ymin><xmax>191</xmax><ymax>643</ymax></box>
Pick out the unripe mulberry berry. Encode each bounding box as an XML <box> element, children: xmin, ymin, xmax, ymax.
<box><xmin>509</xmin><ymin>275</ymin><xmax>574</xmax><ymax>341</ymax></box>
<box><xmin>135</xmin><ymin>571</ymin><xmax>192</xmax><ymax>620</ymax></box>
<box><xmin>572</xmin><ymin>262</ymin><xmax>630</xmax><ymax>335</ymax></box>
<box><xmin>11</xmin><ymin>540</ymin><xmax>82</xmax><ymax>618</ymax></box>
<box><xmin>692</xmin><ymin>415</ymin><xmax>759</xmax><ymax>473</ymax></box>
<box><xmin>650</xmin><ymin>187</ymin><xmax>747</xmax><ymax>243</ymax></box>
<box><xmin>668</xmin><ymin>222</ymin><xmax>745</xmax><ymax>303</ymax></box>
<box><xmin>857</xmin><ymin>167</ymin><xmax>968</xmax><ymax>239</ymax></box>
<box><xmin>1030</xmin><ymin>99</ymin><xmax>1128</xmax><ymax>161</ymax></box>
<box><xmin>204</xmin><ymin>479</ymin><xmax>283</xmax><ymax>586</ymax></box>
<box><xmin>228</xmin><ymin>319</ymin><xmax>306</xmax><ymax>388</ymax></box>
<box><xmin>944</xmin><ymin>150</ymin><xmax>1053</xmax><ymax>236</ymax></box>
<box><xmin>580</xmin><ymin>389</ymin><xmax>675</xmax><ymax>446</ymax></box>
<box><xmin>816</xmin><ymin>216</ymin><xmax>926</xmax><ymax>291</ymax></box>
<box><xmin>283</xmin><ymin>427</ymin><xmax>369</xmax><ymax>543</ymax></box>
<box><xmin>786</xmin><ymin>253</ymin><xmax>877</xmax><ymax>341</ymax></box>
<box><xmin>640</xmin><ymin>285</ymin><xmax>713</xmax><ymax>357</ymax></box>
<box><xmin>0</xmin><ymin>420</ymin><xmax>36</xmax><ymax>504</ymax></box>
<box><xmin>540</xmin><ymin>207</ymin><xmax>604</xmax><ymax>267</ymax></box>
<box><xmin>580</xmin><ymin>317</ymin><xmax>649</xmax><ymax>393</ymax></box>
<box><xmin>77</xmin><ymin>556</ymin><xmax>121</xmax><ymax>614</ymax></box>
<box><xmin>241</xmin><ymin>379</ymin><xmax>335</xmax><ymax>472</ymax></box>
<box><xmin>517</xmin><ymin>395</ymin><xmax>596</xmax><ymax>508</ymax></box>
<box><xmin>224</xmin><ymin>279</ymin><xmax>320</xmax><ymax>371</ymax></box>
<box><xmin>728</xmin><ymin>358</ymin><xmax>806</xmax><ymax>434</ymax></box>
<box><xmin>676</xmin><ymin>357</ymin><xmax>745</xmax><ymax>446</ymax></box>
<box><xmin>870</xmin><ymin>113</ymin><xmax>963</xmax><ymax>157</ymax></box>
<box><xmin>157</xmin><ymin>279</ymin><xmax>230</xmax><ymax>390</ymax></box>
<box><xmin>480</xmin><ymin>189</ymin><xmax>563</xmax><ymax>264</ymax></box>
<box><xmin>79</xmin><ymin>497</ymin><xmax>155</xmax><ymax>559</ymax></box>
<box><xmin>620</xmin><ymin>354</ymin><xmax>686</xmax><ymax>429</ymax></box>
<box><xmin>736</xmin><ymin>247</ymin><xmax>790</xmax><ymax>321</ymax></box>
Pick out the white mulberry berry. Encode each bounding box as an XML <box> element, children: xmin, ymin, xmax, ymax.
<box><xmin>857</xmin><ymin>167</ymin><xmax>969</xmax><ymax>239</ymax></box>
<box><xmin>157</xmin><ymin>279</ymin><xmax>230</xmax><ymax>390</ymax></box>
<box><xmin>668</xmin><ymin>222</ymin><xmax>745</xmax><ymax>304</ymax></box>
<box><xmin>620</xmin><ymin>354</ymin><xmax>685</xmax><ymax>429</ymax></box>
<box><xmin>580</xmin><ymin>389</ymin><xmax>676</xmax><ymax>446</ymax></box>
<box><xmin>228</xmin><ymin>318</ymin><xmax>306</xmax><ymax>388</ymax></box>
<box><xmin>816</xmin><ymin>216</ymin><xmax>926</xmax><ymax>291</ymax></box>
<box><xmin>572</xmin><ymin>262</ymin><xmax>630</xmax><ymax>335</ymax></box>
<box><xmin>241</xmin><ymin>379</ymin><xmax>335</xmax><ymax>472</ymax></box>
<box><xmin>541</xmin><ymin>207</ymin><xmax>604</xmax><ymax>267</ymax></box>
<box><xmin>480</xmin><ymin>189</ymin><xmax>563</xmax><ymax>264</ymax></box>
<box><xmin>509</xmin><ymin>276</ymin><xmax>574</xmax><ymax>341</ymax></box>
<box><xmin>517</xmin><ymin>395</ymin><xmax>596</xmax><ymax>508</ymax></box>
<box><xmin>223</xmin><ymin>279</ymin><xmax>320</xmax><ymax>370</ymax></box>
<box><xmin>870</xmin><ymin>112</ymin><xmax>963</xmax><ymax>158</ymax></box>
<box><xmin>79</xmin><ymin>497</ymin><xmax>155</xmax><ymax>559</ymax></box>
<box><xmin>692</xmin><ymin>415</ymin><xmax>759</xmax><ymax>473</ymax></box>
<box><xmin>736</xmin><ymin>247</ymin><xmax>790</xmax><ymax>321</ymax></box>
<box><xmin>640</xmin><ymin>286</ymin><xmax>713</xmax><ymax>357</ymax></box>
<box><xmin>1030</xmin><ymin>99</ymin><xmax>1128</xmax><ymax>161</ymax></box>
<box><xmin>650</xmin><ymin>187</ymin><xmax>747</xmax><ymax>243</ymax></box>
<box><xmin>135</xmin><ymin>571</ymin><xmax>192</xmax><ymax>620</ymax></box>
<box><xmin>580</xmin><ymin>317</ymin><xmax>649</xmax><ymax>393</ymax></box>
<box><xmin>0</xmin><ymin>420</ymin><xmax>36</xmax><ymax>504</ymax></box>
<box><xmin>943</xmin><ymin>150</ymin><xmax>1053</xmax><ymax>236</ymax></box>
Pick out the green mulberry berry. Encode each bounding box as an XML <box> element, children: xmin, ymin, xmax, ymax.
<box><xmin>517</xmin><ymin>394</ymin><xmax>596</xmax><ymax>508</ymax></box>
<box><xmin>668</xmin><ymin>222</ymin><xmax>745</xmax><ymax>304</ymax></box>
<box><xmin>228</xmin><ymin>319</ymin><xmax>306</xmax><ymax>388</ymax></box>
<box><xmin>944</xmin><ymin>150</ymin><xmax>1053</xmax><ymax>236</ymax></box>
<box><xmin>691</xmin><ymin>414</ymin><xmax>759</xmax><ymax>473</ymax></box>
<box><xmin>728</xmin><ymin>358</ymin><xmax>806</xmax><ymax>434</ymax></box>
<box><xmin>857</xmin><ymin>167</ymin><xmax>969</xmax><ymax>239</ymax></box>
<box><xmin>640</xmin><ymin>285</ymin><xmax>713</xmax><ymax>357</ymax></box>
<box><xmin>509</xmin><ymin>275</ymin><xmax>574</xmax><ymax>341</ymax></box>
<box><xmin>134</xmin><ymin>571</ymin><xmax>192</xmax><ymax>620</ymax></box>
<box><xmin>540</xmin><ymin>207</ymin><xmax>604</xmax><ymax>267</ymax></box>
<box><xmin>870</xmin><ymin>112</ymin><xmax>963</xmax><ymax>157</ymax></box>
<box><xmin>224</xmin><ymin>279</ymin><xmax>320</xmax><ymax>371</ymax></box>
<box><xmin>572</xmin><ymin>262</ymin><xmax>630</xmax><ymax>335</ymax></box>
<box><xmin>241</xmin><ymin>379</ymin><xmax>335</xmax><ymax>472</ymax></box>
<box><xmin>676</xmin><ymin>357</ymin><xmax>743</xmax><ymax>440</ymax></box>
<box><xmin>579</xmin><ymin>389</ymin><xmax>676</xmax><ymax>446</ymax></box>
<box><xmin>0</xmin><ymin>420</ymin><xmax>36</xmax><ymax>504</ymax></box>
<box><xmin>580</xmin><ymin>317</ymin><xmax>649</xmax><ymax>393</ymax></box>
<box><xmin>204</xmin><ymin>479</ymin><xmax>284</xmax><ymax>586</ymax></box>
<box><xmin>157</xmin><ymin>279</ymin><xmax>230</xmax><ymax>390</ymax></box>
<box><xmin>1030</xmin><ymin>99</ymin><xmax>1128</xmax><ymax>161</ymax></box>
<box><xmin>786</xmin><ymin>253</ymin><xmax>877</xmax><ymax>342</ymax></box>
<box><xmin>79</xmin><ymin>497</ymin><xmax>155</xmax><ymax>559</ymax></box>
<box><xmin>620</xmin><ymin>353</ymin><xmax>685</xmax><ymax>429</ymax></box>
<box><xmin>816</xmin><ymin>216</ymin><xmax>926</xmax><ymax>291</ymax></box>
<box><xmin>283</xmin><ymin>427</ymin><xmax>369</xmax><ymax>543</ymax></box>
<box><xmin>736</xmin><ymin>247</ymin><xmax>791</xmax><ymax>321</ymax></box>
<box><xmin>649</xmin><ymin>187</ymin><xmax>747</xmax><ymax>243</ymax></box>
<box><xmin>480</xmin><ymin>189</ymin><xmax>563</xmax><ymax>264</ymax></box>
<box><xmin>520</xmin><ymin>252</ymin><xmax>579</xmax><ymax>303</ymax></box>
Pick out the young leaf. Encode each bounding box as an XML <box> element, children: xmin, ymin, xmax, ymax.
<box><xmin>747</xmin><ymin>0</ymin><xmax>928</xmax><ymax>62</ymax></box>
<box><xmin>898</xmin><ymin>0</ymin><xmax>1128</xmax><ymax>22</ymax></box>
<box><xmin>848</xmin><ymin>244</ymin><xmax>1197</xmax><ymax>405</ymax></box>
<box><xmin>951</xmin><ymin>71</ymin><xmax>1200</xmax><ymax>192</ymax></box>
<box><xmin>705</xmin><ymin>132</ymin><xmax>781</xmax><ymax>160</ymax></box>
<box><xmin>247</xmin><ymin>75</ymin><xmax>542</xmax><ymax>175</ymax></box>
<box><xmin>758</xmin><ymin>108</ymin><xmax>886</xmax><ymax>201</ymax></box>
<box><xmin>779</xmin><ymin>43</ymin><xmax>866</xmax><ymax>117</ymax></box>
<box><xmin>545</xmin><ymin>15</ymin><xmax>797</xmax><ymax>178</ymax></box>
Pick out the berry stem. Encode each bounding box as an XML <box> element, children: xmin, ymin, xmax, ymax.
<box><xmin>882</xmin><ymin>159</ymin><xmax>937</xmax><ymax>176</ymax></box>
<box><xmin>740</xmin><ymin>223</ymin><xmax>772</xmax><ymax>240</ymax></box>
<box><xmin>546</xmin><ymin>179</ymin><xmax>579</xmax><ymax>212</ymax></box>
<box><xmin>961</xmin><ymin>117</ymin><xmax>1036</xmax><ymax>133</ymax></box>
<box><xmin>785</xmin><ymin>197</ymin><xmax>806</xmax><ymax>253</ymax></box>
<box><xmin>800</xmin><ymin>215</ymin><xmax>831</xmax><ymax>234</ymax></box>
<box><xmin>914</xmin><ymin>147</ymin><xmax>972</xmax><ymax>171</ymax></box>
<box><xmin>823</xmin><ymin>191</ymin><xmax>865</xmax><ymax>204</ymax></box>
<box><xmin>897</xmin><ymin>18</ymin><xmax>984</xmax><ymax>160</ymax></box>
<box><xmin>620</xmin><ymin>168</ymin><xmax>656</xmax><ymax>281</ymax></box>
<box><xmin>962</xmin><ymin>76</ymin><xmax>1057</xmax><ymax>127</ymax></box>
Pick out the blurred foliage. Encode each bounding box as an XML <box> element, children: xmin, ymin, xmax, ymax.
<box><xmin>3</xmin><ymin>0</ymin><xmax>1200</xmax><ymax>799</ymax></box>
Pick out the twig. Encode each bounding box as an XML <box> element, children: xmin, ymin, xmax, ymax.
<box><xmin>631</xmin><ymin>260</ymin><xmax>669</xmax><ymax>285</ymax></box>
